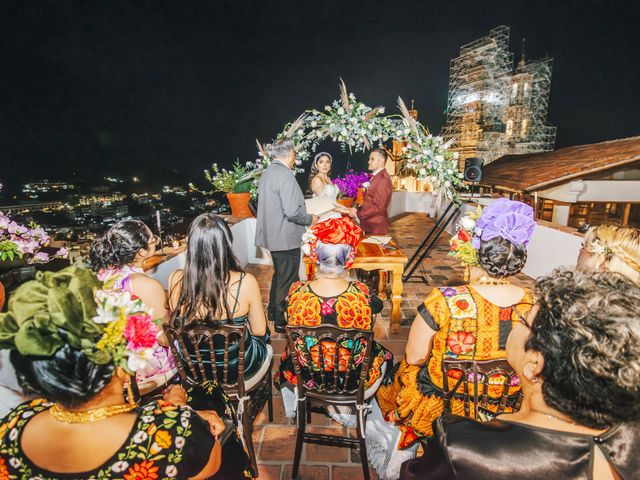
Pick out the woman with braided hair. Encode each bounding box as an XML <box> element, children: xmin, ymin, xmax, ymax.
<box><xmin>577</xmin><ymin>224</ymin><xmax>640</xmax><ymax>285</ymax></box>
<box><xmin>0</xmin><ymin>266</ymin><xmax>254</xmax><ymax>479</ymax></box>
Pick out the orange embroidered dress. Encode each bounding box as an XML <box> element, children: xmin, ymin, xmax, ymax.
<box><xmin>274</xmin><ymin>281</ymin><xmax>393</xmax><ymax>391</ymax></box>
<box><xmin>377</xmin><ymin>285</ymin><xmax>532</xmax><ymax>448</ymax></box>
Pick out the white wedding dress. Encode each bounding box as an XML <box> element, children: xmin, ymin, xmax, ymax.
<box><xmin>313</xmin><ymin>183</ymin><xmax>342</xmax><ymax>221</ymax></box>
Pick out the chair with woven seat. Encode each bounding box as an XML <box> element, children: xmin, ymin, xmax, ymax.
<box><xmin>285</xmin><ymin>324</ymin><xmax>377</xmax><ymax>480</ymax></box>
<box><xmin>165</xmin><ymin>321</ymin><xmax>273</xmax><ymax>475</ymax></box>
<box><xmin>442</xmin><ymin>358</ymin><xmax>523</xmax><ymax>421</ymax></box>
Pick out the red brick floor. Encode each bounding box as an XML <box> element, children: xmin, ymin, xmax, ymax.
<box><xmin>246</xmin><ymin>213</ymin><xmax>533</xmax><ymax>480</ymax></box>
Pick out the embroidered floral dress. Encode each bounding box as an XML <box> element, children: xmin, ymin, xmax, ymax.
<box><xmin>0</xmin><ymin>398</ymin><xmax>216</xmax><ymax>480</ymax></box>
<box><xmin>376</xmin><ymin>285</ymin><xmax>533</xmax><ymax>448</ymax></box>
<box><xmin>275</xmin><ymin>281</ymin><xmax>393</xmax><ymax>393</ymax></box>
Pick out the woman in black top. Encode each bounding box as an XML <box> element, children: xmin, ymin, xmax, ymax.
<box><xmin>401</xmin><ymin>269</ymin><xmax>640</xmax><ymax>479</ymax></box>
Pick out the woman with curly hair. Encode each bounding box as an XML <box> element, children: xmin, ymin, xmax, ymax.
<box><xmin>368</xmin><ymin>199</ymin><xmax>536</xmax><ymax>479</ymax></box>
<box><xmin>274</xmin><ymin>217</ymin><xmax>392</xmax><ymax>423</ymax></box>
<box><xmin>89</xmin><ymin>219</ymin><xmax>176</xmax><ymax>392</ymax></box>
<box><xmin>578</xmin><ymin>224</ymin><xmax>640</xmax><ymax>285</ymax></box>
<box><xmin>401</xmin><ymin>268</ymin><xmax>640</xmax><ymax>479</ymax></box>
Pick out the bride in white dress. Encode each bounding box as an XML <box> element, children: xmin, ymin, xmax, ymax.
<box><xmin>309</xmin><ymin>152</ymin><xmax>342</xmax><ymax>220</ymax></box>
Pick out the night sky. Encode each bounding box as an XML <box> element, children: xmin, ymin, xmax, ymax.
<box><xmin>1</xmin><ymin>0</ymin><xmax>639</xmax><ymax>188</ymax></box>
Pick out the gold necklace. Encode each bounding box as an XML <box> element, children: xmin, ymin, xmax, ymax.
<box><xmin>50</xmin><ymin>402</ymin><xmax>139</xmax><ymax>424</ymax></box>
<box><xmin>474</xmin><ymin>275</ymin><xmax>510</xmax><ymax>286</ymax></box>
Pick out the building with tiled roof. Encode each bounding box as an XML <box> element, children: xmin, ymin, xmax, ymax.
<box><xmin>480</xmin><ymin>136</ymin><xmax>640</xmax><ymax>227</ymax></box>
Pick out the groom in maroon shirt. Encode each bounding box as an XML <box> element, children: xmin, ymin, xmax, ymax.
<box><xmin>353</xmin><ymin>148</ymin><xmax>392</xmax><ymax>234</ymax></box>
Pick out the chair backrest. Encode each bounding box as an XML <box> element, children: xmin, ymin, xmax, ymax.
<box><xmin>441</xmin><ymin>358</ymin><xmax>522</xmax><ymax>420</ymax></box>
<box><xmin>285</xmin><ymin>324</ymin><xmax>374</xmax><ymax>404</ymax></box>
<box><xmin>165</xmin><ymin>319</ymin><xmax>248</xmax><ymax>397</ymax></box>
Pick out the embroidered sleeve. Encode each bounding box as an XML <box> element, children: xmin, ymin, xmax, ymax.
<box><xmin>417</xmin><ymin>303</ymin><xmax>438</xmax><ymax>331</ymax></box>
<box><xmin>287</xmin><ymin>281</ymin><xmax>304</xmax><ymax>298</ymax></box>
<box><xmin>417</xmin><ymin>288</ymin><xmax>449</xmax><ymax>330</ymax></box>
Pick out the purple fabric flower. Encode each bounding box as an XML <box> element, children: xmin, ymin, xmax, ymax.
<box><xmin>473</xmin><ymin>198</ymin><xmax>535</xmax><ymax>247</ymax></box>
<box><xmin>441</xmin><ymin>287</ymin><xmax>457</xmax><ymax>297</ymax></box>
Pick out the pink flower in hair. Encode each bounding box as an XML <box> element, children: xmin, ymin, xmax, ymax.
<box><xmin>123</xmin><ymin>314</ymin><xmax>158</xmax><ymax>351</ymax></box>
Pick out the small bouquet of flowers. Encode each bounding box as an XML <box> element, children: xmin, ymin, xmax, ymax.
<box><xmin>0</xmin><ymin>184</ymin><xmax>68</xmax><ymax>263</ymax></box>
<box><xmin>448</xmin><ymin>206</ymin><xmax>483</xmax><ymax>267</ymax></box>
<box><xmin>333</xmin><ymin>170</ymin><xmax>372</xmax><ymax>199</ymax></box>
<box><xmin>93</xmin><ymin>288</ymin><xmax>160</xmax><ymax>373</ymax></box>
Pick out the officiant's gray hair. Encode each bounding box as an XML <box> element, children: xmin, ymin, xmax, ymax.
<box><xmin>267</xmin><ymin>138</ymin><xmax>295</xmax><ymax>160</ymax></box>
<box><xmin>316</xmin><ymin>241</ymin><xmax>352</xmax><ymax>276</ymax></box>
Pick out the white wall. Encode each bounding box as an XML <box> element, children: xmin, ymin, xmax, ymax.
<box><xmin>540</xmin><ymin>180</ymin><xmax>640</xmax><ymax>203</ymax></box>
<box><xmin>523</xmin><ymin>223</ymin><xmax>582</xmax><ymax>278</ymax></box>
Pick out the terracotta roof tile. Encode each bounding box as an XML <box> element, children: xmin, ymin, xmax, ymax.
<box><xmin>480</xmin><ymin>136</ymin><xmax>640</xmax><ymax>192</ymax></box>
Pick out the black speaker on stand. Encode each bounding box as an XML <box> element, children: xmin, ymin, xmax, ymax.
<box><xmin>464</xmin><ymin>157</ymin><xmax>484</xmax><ymax>197</ymax></box>
<box><xmin>464</xmin><ymin>157</ymin><xmax>484</xmax><ymax>181</ymax></box>
<box><xmin>403</xmin><ymin>157</ymin><xmax>485</xmax><ymax>284</ymax></box>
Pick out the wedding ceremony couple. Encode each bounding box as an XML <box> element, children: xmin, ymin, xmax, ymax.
<box><xmin>254</xmin><ymin>138</ymin><xmax>393</xmax><ymax>331</ymax></box>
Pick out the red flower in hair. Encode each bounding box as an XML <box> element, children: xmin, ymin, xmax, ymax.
<box><xmin>457</xmin><ymin>229</ymin><xmax>471</xmax><ymax>242</ymax></box>
<box><xmin>311</xmin><ymin>217</ymin><xmax>362</xmax><ymax>249</ymax></box>
<box><xmin>304</xmin><ymin>217</ymin><xmax>362</xmax><ymax>268</ymax></box>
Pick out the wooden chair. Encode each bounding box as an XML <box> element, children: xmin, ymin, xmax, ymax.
<box><xmin>285</xmin><ymin>324</ymin><xmax>376</xmax><ymax>480</ymax></box>
<box><xmin>165</xmin><ymin>321</ymin><xmax>273</xmax><ymax>475</ymax></box>
<box><xmin>442</xmin><ymin>358</ymin><xmax>523</xmax><ymax>421</ymax></box>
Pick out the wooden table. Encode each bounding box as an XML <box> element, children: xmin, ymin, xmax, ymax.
<box><xmin>304</xmin><ymin>238</ymin><xmax>408</xmax><ymax>334</ymax></box>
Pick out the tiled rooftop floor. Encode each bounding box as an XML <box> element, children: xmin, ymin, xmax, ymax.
<box><xmin>246</xmin><ymin>213</ymin><xmax>533</xmax><ymax>480</ymax></box>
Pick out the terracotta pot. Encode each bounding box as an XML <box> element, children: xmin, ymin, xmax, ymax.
<box><xmin>226</xmin><ymin>192</ymin><xmax>254</xmax><ymax>218</ymax></box>
<box><xmin>355</xmin><ymin>187</ymin><xmax>365</xmax><ymax>207</ymax></box>
<box><xmin>0</xmin><ymin>281</ymin><xmax>5</xmax><ymax>311</ymax></box>
<box><xmin>336</xmin><ymin>197</ymin><xmax>354</xmax><ymax>208</ymax></box>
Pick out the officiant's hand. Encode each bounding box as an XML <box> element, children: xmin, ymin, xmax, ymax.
<box><xmin>311</xmin><ymin>214</ymin><xmax>320</xmax><ymax>224</ymax></box>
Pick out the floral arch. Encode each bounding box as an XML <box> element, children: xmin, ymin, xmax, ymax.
<box><xmin>197</xmin><ymin>81</ymin><xmax>465</xmax><ymax>204</ymax></box>
<box><xmin>249</xmin><ymin>81</ymin><xmax>466</xmax><ymax>202</ymax></box>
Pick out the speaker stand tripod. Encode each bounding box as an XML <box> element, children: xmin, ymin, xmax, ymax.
<box><xmin>402</xmin><ymin>202</ymin><xmax>462</xmax><ymax>284</ymax></box>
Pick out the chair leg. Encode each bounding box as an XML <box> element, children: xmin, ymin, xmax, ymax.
<box><xmin>306</xmin><ymin>399</ymin><xmax>312</xmax><ymax>424</ymax></box>
<box><xmin>292</xmin><ymin>400</ymin><xmax>306</xmax><ymax>479</ymax></box>
<box><xmin>267</xmin><ymin>374</ymin><xmax>274</xmax><ymax>423</ymax></box>
<box><xmin>243</xmin><ymin>412</ymin><xmax>259</xmax><ymax>476</ymax></box>
<box><xmin>356</xmin><ymin>407</ymin><xmax>370</xmax><ymax>480</ymax></box>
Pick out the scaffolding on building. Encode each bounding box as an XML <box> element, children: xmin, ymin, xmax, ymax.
<box><xmin>442</xmin><ymin>26</ymin><xmax>556</xmax><ymax>164</ymax></box>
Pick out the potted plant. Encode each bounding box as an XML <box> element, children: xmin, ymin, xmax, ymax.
<box><xmin>333</xmin><ymin>170</ymin><xmax>372</xmax><ymax>208</ymax></box>
<box><xmin>202</xmin><ymin>161</ymin><xmax>254</xmax><ymax>218</ymax></box>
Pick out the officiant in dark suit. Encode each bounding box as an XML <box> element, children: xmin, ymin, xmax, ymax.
<box><xmin>255</xmin><ymin>138</ymin><xmax>318</xmax><ymax>332</ymax></box>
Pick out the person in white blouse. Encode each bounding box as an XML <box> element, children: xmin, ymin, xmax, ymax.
<box><xmin>309</xmin><ymin>152</ymin><xmax>342</xmax><ymax>220</ymax></box>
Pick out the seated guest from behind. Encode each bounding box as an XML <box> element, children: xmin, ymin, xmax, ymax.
<box><xmin>349</xmin><ymin>148</ymin><xmax>392</xmax><ymax>235</ymax></box>
<box><xmin>368</xmin><ymin>199</ymin><xmax>535</xmax><ymax>479</ymax></box>
<box><xmin>168</xmin><ymin>213</ymin><xmax>270</xmax><ymax>384</ymax></box>
<box><xmin>275</xmin><ymin>217</ymin><xmax>393</xmax><ymax>420</ymax></box>
<box><xmin>578</xmin><ymin>224</ymin><xmax>640</xmax><ymax>285</ymax></box>
<box><xmin>401</xmin><ymin>268</ymin><xmax>640</xmax><ymax>479</ymax></box>
<box><xmin>90</xmin><ymin>219</ymin><xmax>168</xmax><ymax>322</ymax></box>
<box><xmin>89</xmin><ymin>219</ymin><xmax>175</xmax><ymax>390</ymax></box>
<box><xmin>0</xmin><ymin>267</ymin><xmax>225</xmax><ymax>479</ymax></box>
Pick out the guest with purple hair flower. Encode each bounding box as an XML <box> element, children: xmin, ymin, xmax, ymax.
<box><xmin>367</xmin><ymin>199</ymin><xmax>536</xmax><ymax>480</ymax></box>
